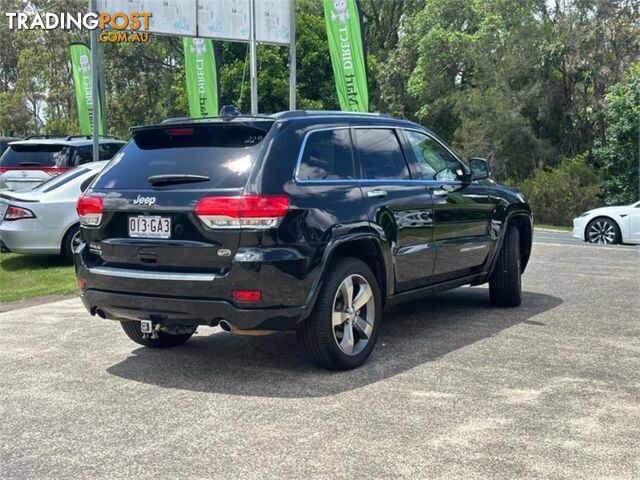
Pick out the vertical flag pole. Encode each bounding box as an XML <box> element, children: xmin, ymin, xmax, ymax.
<box><xmin>89</xmin><ymin>0</ymin><xmax>100</xmax><ymax>160</ymax></box>
<box><xmin>249</xmin><ymin>0</ymin><xmax>258</xmax><ymax>114</ymax></box>
<box><xmin>289</xmin><ymin>0</ymin><xmax>296</xmax><ymax>110</ymax></box>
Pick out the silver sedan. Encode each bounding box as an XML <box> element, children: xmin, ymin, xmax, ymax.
<box><xmin>0</xmin><ymin>161</ymin><xmax>107</xmax><ymax>262</ymax></box>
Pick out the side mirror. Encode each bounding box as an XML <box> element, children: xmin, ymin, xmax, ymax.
<box><xmin>469</xmin><ymin>157</ymin><xmax>490</xmax><ymax>181</ymax></box>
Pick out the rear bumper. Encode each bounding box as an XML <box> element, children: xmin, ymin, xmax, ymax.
<box><xmin>75</xmin><ymin>243</ymin><xmax>315</xmax><ymax>331</ymax></box>
<box><xmin>81</xmin><ymin>289</ymin><xmax>306</xmax><ymax>331</ymax></box>
<box><xmin>0</xmin><ymin>222</ymin><xmax>61</xmax><ymax>254</ymax></box>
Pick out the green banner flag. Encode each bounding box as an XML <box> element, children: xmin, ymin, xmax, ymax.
<box><xmin>183</xmin><ymin>38</ymin><xmax>219</xmax><ymax>118</ymax></box>
<box><xmin>69</xmin><ymin>43</ymin><xmax>104</xmax><ymax>135</ymax></box>
<box><xmin>323</xmin><ymin>0</ymin><xmax>369</xmax><ymax>112</ymax></box>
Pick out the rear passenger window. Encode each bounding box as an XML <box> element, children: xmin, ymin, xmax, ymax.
<box><xmin>71</xmin><ymin>146</ymin><xmax>93</xmax><ymax>166</ymax></box>
<box><xmin>297</xmin><ymin>129</ymin><xmax>353</xmax><ymax>180</ymax></box>
<box><xmin>99</xmin><ymin>143</ymin><xmax>123</xmax><ymax>160</ymax></box>
<box><xmin>80</xmin><ymin>174</ymin><xmax>97</xmax><ymax>192</ymax></box>
<box><xmin>353</xmin><ymin>129</ymin><xmax>410</xmax><ymax>180</ymax></box>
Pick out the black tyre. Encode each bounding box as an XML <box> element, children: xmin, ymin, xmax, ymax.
<box><xmin>300</xmin><ymin>257</ymin><xmax>382</xmax><ymax>370</ymax></box>
<box><xmin>120</xmin><ymin>321</ymin><xmax>195</xmax><ymax>348</ymax></box>
<box><xmin>489</xmin><ymin>224</ymin><xmax>522</xmax><ymax>307</ymax></box>
<box><xmin>61</xmin><ymin>224</ymin><xmax>81</xmax><ymax>263</ymax></box>
<box><xmin>586</xmin><ymin>217</ymin><xmax>621</xmax><ymax>245</ymax></box>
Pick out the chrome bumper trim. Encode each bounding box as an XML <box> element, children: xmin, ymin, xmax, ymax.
<box><xmin>87</xmin><ymin>266</ymin><xmax>217</xmax><ymax>282</ymax></box>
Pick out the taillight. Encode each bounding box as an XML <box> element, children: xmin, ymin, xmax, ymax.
<box><xmin>76</xmin><ymin>195</ymin><xmax>103</xmax><ymax>226</ymax></box>
<box><xmin>232</xmin><ymin>290</ymin><xmax>262</xmax><ymax>302</ymax></box>
<box><xmin>3</xmin><ymin>205</ymin><xmax>35</xmax><ymax>221</ymax></box>
<box><xmin>195</xmin><ymin>195</ymin><xmax>290</xmax><ymax>229</ymax></box>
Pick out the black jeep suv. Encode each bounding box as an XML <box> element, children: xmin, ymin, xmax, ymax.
<box><xmin>75</xmin><ymin>111</ymin><xmax>532</xmax><ymax>370</ymax></box>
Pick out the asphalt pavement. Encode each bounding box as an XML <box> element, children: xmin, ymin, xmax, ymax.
<box><xmin>0</xmin><ymin>237</ymin><xmax>638</xmax><ymax>479</ymax></box>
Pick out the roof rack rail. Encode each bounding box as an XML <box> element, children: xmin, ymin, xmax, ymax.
<box><xmin>64</xmin><ymin>134</ymin><xmax>120</xmax><ymax>140</ymax></box>
<box><xmin>272</xmin><ymin>110</ymin><xmax>390</xmax><ymax>119</ymax></box>
<box><xmin>22</xmin><ymin>134</ymin><xmax>67</xmax><ymax>140</ymax></box>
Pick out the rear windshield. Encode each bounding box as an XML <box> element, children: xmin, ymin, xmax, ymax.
<box><xmin>0</xmin><ymin>144</ymin><xmax>68</xmax><ymax>167</ymax></box>
<box><xmin>92</xmin><ymin>123</ymin><xmax>272</xmax><ymax>190</ymax></box>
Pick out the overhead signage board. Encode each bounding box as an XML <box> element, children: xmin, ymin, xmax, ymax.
<box><xmin>198</xmin><ymin>0</ymin><xmax>291</xmax><ymax>45</ymax></box>
<box><xmin>97</xmin><ymin>0</ymin><xmax>290</xmax><ymax>44</ymax></box>
<box><xmin>96</xmin><ymin>0</ymin><xmax>197</xmax><ymax>37</ymax></box>
<box><xmin>197</xmin><ymin>0</ymin><xmax>250</xmax><ymax>42</ymax></box>
<box><xmin>254</xmin><ymin>0</ymin><xmax>291</xmax><ymax>45</ymax></box>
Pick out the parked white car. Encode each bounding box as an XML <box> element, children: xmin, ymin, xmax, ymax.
<box><xmin>572</xmin><ymin>201</ymin><xmax>640</xmax><ymax>245</ymax></box>
<box><xmin>0</xmin><ymin>136</ymin><xmax>124</xmax><ymax>191</ymax></box>
<box><xmin>0</xmin><ymin>161</ymin><xmax>107</xmax><ymax>261</ymax></box>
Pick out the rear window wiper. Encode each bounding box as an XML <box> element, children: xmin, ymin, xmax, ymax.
<box><xmin>148</xmin><ymin>174</ymin><xmax>210</xmax><ymax>186</ymax></box>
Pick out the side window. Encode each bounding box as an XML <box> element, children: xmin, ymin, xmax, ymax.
<box><xmin>80</xmin><ymin>173</ymin><xmax>97</xmax><ymax>192</ymax></box>
<box><xmin>53</xmin><ymin>146</ymin><xmax>72</xmax><ymax>168</ymax></box>
<box><xmin>297</xmin><ymin>129</ymin><xmax>354</xmax><ymax>181</ymax></box>
<box><xmin>99</xmin><ymin>143</ymin><xmax>123</xmax><ymax>160</ymax></box>
<box><xmin>404</xmin><ymin>131</ymin><xmax>466</xmax><ymax>182</ymax></box>
<box><xmin>72</xmin><ymin>146</ymin><xmax>93</xmax><ymax>166</ymax></box>
<box><xmin>353</xmin><ymin>128</ymin><xmax>410</xmax><ymax>180</ymax></box>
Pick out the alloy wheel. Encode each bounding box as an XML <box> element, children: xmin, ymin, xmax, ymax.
<box><xmin>588</xmin><ymin>220</ymin><xmax>616</xmax><ymax>244</ymax></box>
<box><xmin>331</xmin><ymin>274</ymin><xmax>375</xmax><ymax>356</ymax></box>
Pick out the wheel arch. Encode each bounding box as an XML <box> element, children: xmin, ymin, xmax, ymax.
<box><xmin>60</xmin><ymin>221</ymin><xmax>80</xmax><ymax>253</ymax></box>
<box><xmin>584</xmin><ymin>215</ymin><xmax>622</xmax><ymax>242</ymax></box>
<box><xmin>482</xmin><ymin>209</ymin><xmax>532</xmax><ymax>282</ymax></box>
<box><xmin>509</xmin><ymin>213</ymin><xmax>532</xmax><ymax>272</ymax></box>
<box><xmin>302</xmin><ymin>233</ymin><xmax>390</xmax><ymax>320</ymax></box>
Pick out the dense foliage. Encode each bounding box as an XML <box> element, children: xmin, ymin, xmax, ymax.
<box><xmin>595</xmin><ymin>63</ymin><xmax>640</xmax><ymax>205</ymax></box>
<box><xmin>521</xmin><ymin>154</ymin><xmax>602</xmax><ymax>225</ymax></box>
<box><xmin>0</xmin><ymin>0</ymin><xmax>638</xmax><ymax>220</ymax></box>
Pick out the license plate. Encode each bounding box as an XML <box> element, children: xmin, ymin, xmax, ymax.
<box><xmin>128</xmin><ymin>216</ymin><xmax>171</xmax><ymax>239</ymax></box>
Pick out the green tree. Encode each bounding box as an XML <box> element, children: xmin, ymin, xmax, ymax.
<box><xmin>0</xmin><ymin>91</ymin><xmax>30</xmax><ymax>136</ymax></box>
<box><xmin>521</xmin><ymin>154</ymin><xmax>602</xmax><ymax>225</ymax></box>
<box><xmin>595</xmin><ymin>63</ymin><xmax>640</xmax><ymax>205</ymax></box>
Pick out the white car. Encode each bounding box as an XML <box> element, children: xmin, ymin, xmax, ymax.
<box><xmin>0</xmin><ymin>161</ymin><xmax>107</xmax><ymax>261</ymax></box>
<box><xmin>0</xmin><ymin>136</ymin><xmax>124</xmax><ymax>191</ymax></box>
<box><xmin>572</xmin><ymin>201</ymin><xmax>640</xmax><ymax>245</ymax></box>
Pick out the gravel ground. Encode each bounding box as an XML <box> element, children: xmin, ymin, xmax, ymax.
<box><xmin>0</xmin><ymin>240</ymin><xmax>638</xmax><ymax>479</ymax></box>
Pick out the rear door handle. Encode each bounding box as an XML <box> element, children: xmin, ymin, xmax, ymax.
<box><xmin>367</xmin><ymin>190</ymin><xmax>388</xmax><ymax>198</ymax></box>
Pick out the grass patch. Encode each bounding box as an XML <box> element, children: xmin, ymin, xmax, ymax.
<box><xmin>0</xmin><ymin>253</ymin><xmax>77</xmax><ymax>302</ymax></box>
<box><xmin>535</xmin><ymin>223</ymin><xmax>572</xmax><ymax>232</ymax></box>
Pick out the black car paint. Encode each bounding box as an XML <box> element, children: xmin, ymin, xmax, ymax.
<box><xmin>76</xmin><ymin>113</ymin><xmax>532</xmax><ymax>331</ymax></box>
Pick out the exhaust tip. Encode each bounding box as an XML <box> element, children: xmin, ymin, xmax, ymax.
<box><xmin>95</xmin><ymin>308</ymin><xmax>107</xmax><ymax>319</ymax></box>
<box><xmin>219</xmin><ymin>320</ymin><xmax>232</xmax><ymax>332</ymax></box>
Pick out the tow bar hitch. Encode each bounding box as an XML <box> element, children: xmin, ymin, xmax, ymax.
<box><xmin>140</xmin><ymin>320</ymin><xmax>160</xmax><ymax>339</ymax></box>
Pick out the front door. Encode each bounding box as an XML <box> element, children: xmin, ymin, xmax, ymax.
<box><xmin>401</xmin><ymin>130</ymin><xmax>493</xmax><ymax>282</ymax></box>
<box><xmin>352</xmin><ymin>127</ymin><xmax>435</xmax><ymax>292</ymax></box>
